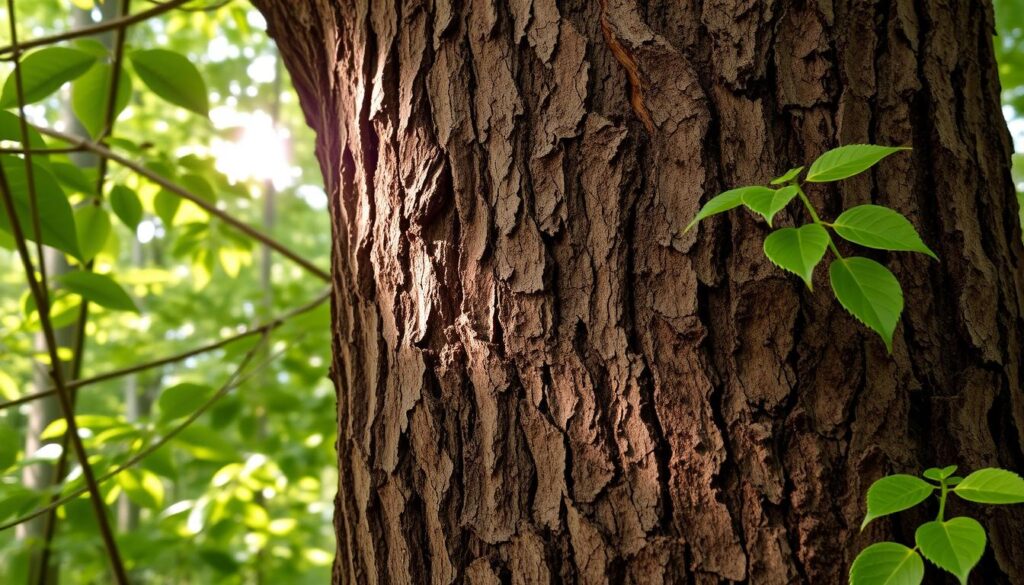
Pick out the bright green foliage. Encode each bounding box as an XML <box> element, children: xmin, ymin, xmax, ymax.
<box><xmin>71</xmin><ymin>62</ymin><xmax>133</xmax><ymax>138</ymax></box>
<box><xmin>57</xmin><ymin>271</ymin><xmax>138</xmax><ymax>313</ymax></box>
<box><xmin>154</xmin><ymin>188</ymin><xmax>182</xmax><ymax>227</ymax></box>
<box><xmin>832</xmin><ymin>205</ymin><xmax>937</xmax><ymax>259</ymax></box>
<box><xmin>852</xmin><ymin>465</ymin><xmax>1024</xmax><ymax>584</ymax></box>
<box><xmin>129</xmin><ymin>49</ymin><xmax>210</xmax><ymax>117</ymax></box>
<box><xmin>829</xmin><ymin>257</ymin><xmax>904</xmax><ymax>352</ymax></box>
<box><xmin>848</xmin><ymin>542</ymin><xmax>924</xmax><ymax>585</ymax></box>
<box><xmin>743</xmin><ymin>185</ymin><xmax>799</xmax><ymax>227</ymax></box>
<box><xmin>861</xmin><ymin>474</ymin><xmax>934</xmax><ymax>530</ymax></box>
<box><xmin>684</xmin><ymin>186</ymin><xmax>766</xmax><ymax>231</ymax></box>
<box><xmin>763</xmin><ymin>224</ymin><xmax>829</xmax><ymax>288</ymax></box>
<box><xmin>116</xmin><ymin>468</ymin><xmax>165</xmax><ymax>510</ymax></box>
<box><xmin>74</xmin><ymin>205</ymin><xmax>111</xmax><ymax>263</ymax></box>
<box><xmin>158</xmin><ymin>382</ymin><xmax>214</xmax><ymax>421</ymax></box>
<box><xmin>0</xmin><ymin>47</ymin><xmax>95</xmax><ymax>108</ymax></box>
<box><xmin>923</xmin><ymin>465</ymin><xmax>958</xmax><ymax>482</ymax></box>
<box><xmin>770</xmin><ymin>166</ymin><xmax>803</xmax><ymax>185</ymax></box>
<box><xmin>0</xmin><ymin>156</ymin><xmax>80</xmax><ymax>260</ymax></box>
<box><xmin>51</xmin><ymin>161</ymin><xmax>96</xmax><ymax>196</ymax></box>
<box><xmin>0</xmin><ymin>5</ymin><xmax>334</xmax><ymax>583</ymax></box>
<box><xmin>0</xmin><ymin>111</ymin><xmax>47</xmax><ymax>151</ymax></box>
<box><xmin>805</xmin><ymin>145</ymin><xmax>909</xmax><ymax>183</ymax></box>
<box><xmin>915</xmin><ymin>518</ymin><xmax>986</xmax><ymax>584</ymax></box>
<box><xmin>953</xmin><ymin>468</ymin><xmax>1024</xmax><ymax>504</ymax></box>
<box><xmin>108</xmin><ymin>185</ymin><xmax>143</xmax><ymax>230</ymax></box>
<box><xmin>687</xmin><ymin>145</ymin><xmax>928</xmax><ymax>352</ymax></box>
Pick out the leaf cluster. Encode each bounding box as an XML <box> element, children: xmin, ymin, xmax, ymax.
<box><xmin>851</xmin><ymin>467</ymin><xmax>1024</xmax><ymax>584</ymax></box>
<box><xmin>687</xmin><ymin>145</ymin><xmax>934</xmax><ymax>351</ymax></box>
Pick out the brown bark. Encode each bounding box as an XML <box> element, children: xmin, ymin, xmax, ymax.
<box><xmin>255</xmin><ymin>1</ymin><xmax>1024</xmax><ymax>583</ymax></box>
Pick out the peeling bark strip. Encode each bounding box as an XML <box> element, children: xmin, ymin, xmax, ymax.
<box><xmin>254</xmin><ymin>0</ymin><xmax>1024</xmax><ymax>583</ymax></box>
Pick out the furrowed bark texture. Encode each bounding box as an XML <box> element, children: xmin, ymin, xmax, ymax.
<box><xmin>255</xmin><ymin>1</ymin><xmax>1024</xmax><ymax>582</ymax></box>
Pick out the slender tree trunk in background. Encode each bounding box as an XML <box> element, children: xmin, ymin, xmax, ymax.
<box><xmin>257</xmin><ymin>1</ymin><xmax>1024</xmax><ymax>582</ymax></box>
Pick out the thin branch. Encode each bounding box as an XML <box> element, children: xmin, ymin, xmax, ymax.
<box><xmin>0</xmin><ymin>161</ymin><xmax>129</xmax><ymax>585</ymax></box>
<box><xmin>35</xmin><ymin>126</ymin><xmax>332</xmax><ymax>282</ymax></box>
<box><xmin>95</xmin><ymin>0</ymin><xmax>132</xmax><ymax>143</ymax></box>
<box><xmin>0</xmin><ymin>146</ymin><xmax>87</xmax><ymax>154</ymax></box>
<box><xmin>0</xmin><ymin>289</ymin><xmax>329</xmax><ymax>412</ymax></box>
<box><xmin>0</xmin><ymin>0</ymin><xmax>191</xmax><ymax>56</ymax></box>
<box><xmin>143</xmin><ymin>0</ymin><xmax>234</xmax><ymax>12</ymax></box>
<box><xmin>0</xmin><ymin>329</ymin><xmax>292</xmax><ymax>533</ymax></box>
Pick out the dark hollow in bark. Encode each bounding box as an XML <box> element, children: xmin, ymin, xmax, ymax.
<box><xmin>255</xmin><ymin>1</ymin><xmax>1024</xmax><ymax>583</ymax></box>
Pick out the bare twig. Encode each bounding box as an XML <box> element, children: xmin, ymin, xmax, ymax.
<box><xmin>0</xmin><ymin>146</ymin><xmax>87</xmax><ymax>154</ymax></box>
<box><xmin>34</xmin><ymin>126</ymin><xmax>332</xmax><ymax>282</ymax></box>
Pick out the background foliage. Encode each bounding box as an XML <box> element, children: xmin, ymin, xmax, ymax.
<box><xmin>0</xmin><ymin>1</ymin><xmax>335</xmax><ymax>583</ymax></box>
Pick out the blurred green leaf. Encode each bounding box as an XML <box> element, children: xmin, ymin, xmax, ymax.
<box><xmin>0</xmin><ymin>156</ymin><xmax>81</xmax><ymax>259</ymax></box>
<box><xmin>129</xmin><ymin>49</ymin><xmax>210</xmax><ymax>116</ymax></box>
<box><xmin>57</xmin><ymin>271</ymin><xmax>138</xmax><ymax>313</ymax></box>
<box><xmin>0</xmin><ymin>47</ymin><xmax>96</xmax><ymax>108</ymax></box>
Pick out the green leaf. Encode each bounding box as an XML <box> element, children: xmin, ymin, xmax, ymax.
<box><xmin>743</xmin><ymin>186</ymin><xmax>799</xmax><ymax>227</ymax></box>
<box><xmin>129</xmin><ymin>49</ymin><xmax>209</xmax><ymax>116</ymax></box>
<box><xmin>923</xmin><ymin>468</ymin><xmax>944</xmax><ymax>481</ymax></box>
<box><xmin>57</xmin><ymin>271</ymin><xmax>138</xmax><ymax>313</ymax></box>
<box><xmin>181</xmin><ymin>173</ymin><xmax>216</xmax><ymax>203</ymax></box>
<box><xmin>154</xmin><ymin>189</ymin><xmax>181</xmax><ymax>227</ymax></box>
<box><xmin>763</xmin><ymin>224</ymin><xmax>830</xmax><ymax>288</ymax></box>
<box><xmin>953</xmin><ymin>468</ymin><xmax>1024</xmax><ymax>504</ymax></box>
<box><xmin>109</xmin><ymin>185</ymin><xmax>143</xmax><ymax>230</ymax></box>
<box><xmin>0</xmin><ymin>47</ymin><xmax>96</xmax><ymax>108</ymax></box>
<box><xmin>0</xmin><ymin>425</ymin><xmax>19</xmax><ymax>471</ymax></box>
<box><xmin>829</xmin><ymin>257</ymin><xmax>904</xmax><ymax>352</ymax></box>
<box><xmin>71</xmin><ymin>62</ymin><xmax>133</xmax><ymax>139</ymax></box>
<box><xmin>770</xmin><ymin>166</ymin><xmax>804</xmax><ymax>185</ymax></box>
<box><xmin>685</xmin><ymin>186</ymin><xmax>772</xmax><ymax>232</ymax></box>
<box><xmin>849</xmin><ymin>542</ymin><xmax>924</xmax><ymax>585</ymax></box>
<box><xmin>72</xmin><ymin>39</ymin><xmax>109</xmax><ymax>59</ymax></box>
<box><xmin>832</xmin><ymin>205</ymin><xmax>936</xmax><ymax>259</ymax></box>
<box><xmin>0</xmin><ymin>156</ymin><xmax>80</xmax><ymax>259</ymax></box>
<box><xmin>75</xmin><ymin>205</ymin><xmax>111</xmax><ymax>263</ymax></box>
<box><xmin>0</xmin><ymin>111</ymin><xmax>48</xmax><ymax>153</ymax></box>
<box><xmin>861</xmin><ymin>474</ymin><xmax>935</xmax><ymax>529</ymax></box>
<box><xmin>116</xmin><ymin>469</ymin><xmax>164</xmax><ymax>510</ymax></box>
<box><xmin>50</xmin><ymin>162</ymin><xmax>96</xmax><ymax>196</ymax></box>
<box><xmin>806</xmin><ymin>145</ymin><xmax>910</xmax><ymax>182</ymax></box>
<box><xmin>0</xmin><ymin>487</ymin><xmax>43</xmax><ymax>522</ymax></box>
<box><xmin>159</xmin><ymin>382</ymin><xmax>214</xmax><ymax>421</ymax></box>
<box><xmin>174</xmin><ymin>424</ymin><xmax>239</xmax><ymax>462</ymax></box>
<box><xmin>915</xmin><ymin>517</ymin><xmax>986</xmax><ymax>585</ymax></box>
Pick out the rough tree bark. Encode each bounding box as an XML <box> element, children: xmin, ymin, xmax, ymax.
<box><xmin>255</xmin><ymin>1</ymin><xmax>1024</xmax><ymax>583</ymax></box>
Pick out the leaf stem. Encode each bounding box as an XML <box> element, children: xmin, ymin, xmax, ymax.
<box><xmin>797</xmin><ymin>185</ymin><xmax>843</xmax><ymax>259</ymax></box>
<box><xmin>937</xmin><ymin>478</ymin><xmax>949</xmax><ymax>521</ymax></box>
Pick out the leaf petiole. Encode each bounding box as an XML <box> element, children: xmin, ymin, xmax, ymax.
<box><xmin>937</xmin><ymin>478</ymin><xmax>949</xmax><ymax>521</ymax></box>
<box><xmin>796</xmin><ymin>185</ymin><xmax>843</xmax><ymax>259</ymax></box>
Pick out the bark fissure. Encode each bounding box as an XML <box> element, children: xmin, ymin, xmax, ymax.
<box><xmin>256</xmin><ymin>0</ymin><xmax>1024</xmax><ymax>582</ymax></box>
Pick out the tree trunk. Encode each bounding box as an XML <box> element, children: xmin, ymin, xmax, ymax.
<box><xmin>255</xmin><ymin>1</ymin><xmax>1024</xmax><ymax>582</ymax></box>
